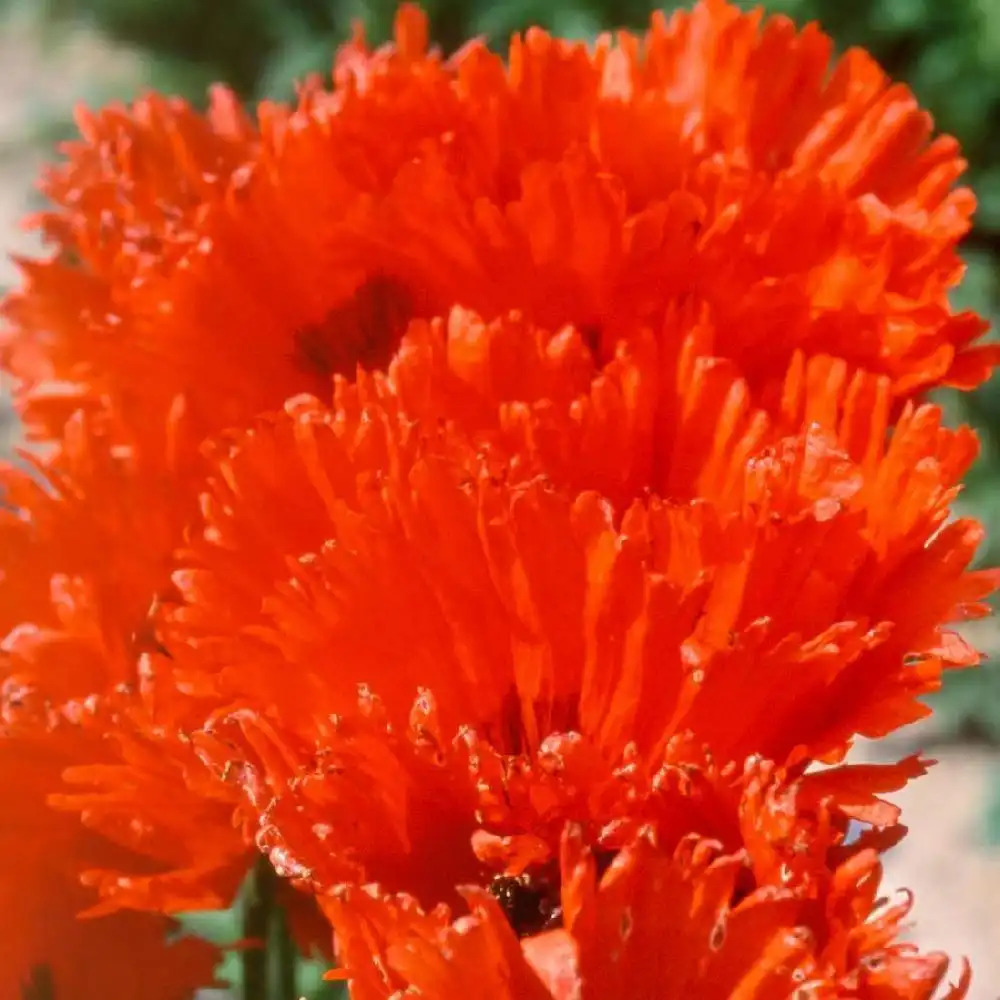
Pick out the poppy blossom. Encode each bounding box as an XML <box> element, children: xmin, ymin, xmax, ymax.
<box><xmin>0</xmin><ymin>412</ymin><xmax>239</xmax><ymax>992</ymax></box>
<box><xmin>129</xmin><ymin>0</ymin><xmax>993</xmax><ymax>436</ymax></box>
<box><xmin>0</xmin><ymin>405</ymin><xmax>329</xmax><ymax>982</ymax></box>
<box><xmin>325</xmin><ymin>820</ymin><xmax>969</xmax><ymax>999</ymax></box>
<box><xmin>153</xmin><ymin>366</ymin><xmax>992</xmax><ymax>766</ymax></box>
<box><xmin>104</xmin><ymin>371</ymin><xmax>985</xmax><ymax>985</ymax></box>
<box><xmin>1</xmin><ymin>87</ymin><xmax>255</xmax><ymax>447</ymax></box>
<box><xmin>5</xmin><ymin>1</ymin><xmax>993</xmax><ymax>464</ymax></box>
<box><xmin>191</xmin><ymin>688</ymin><xmax>961</xmax><ymax>997</ymax></box>
<box><xmin>0</xmin><ymin>0</ymin><xmax>994</xmax><ymax>995</ymax></box>
<box><xmin>0</xmin><ymin>710</ymin><xmax>219</xmax><ymax>1000</ymax></box>
<box><xmin>0</xmin><ymin>89</ymin><xmax>268</xmax><ymax>979</ymax></box>
<box><xmin>384</xmin><ymin>305</ymin><xmax>972</xmax><ymax>510</ymax></box>
<box><xmin>0</xmin><ymin>399</ymin><xmax>201</xmax><ymax>706</ymax></box>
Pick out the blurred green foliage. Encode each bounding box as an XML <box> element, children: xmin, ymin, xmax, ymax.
<box><xmin>173</xmin><ymin>864</ymin><xmax>345</xmax><ymax>1000</ymax></box>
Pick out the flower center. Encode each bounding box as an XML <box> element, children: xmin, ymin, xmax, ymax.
<box><xmin>487</xmin><ymin>872</ymin><xmax>562</xmax><ymax>937</ymax></box>
<box><xmin>479</xmin><ymin>687</ymin><xmax>582</xmax><ymax>757</ymax></box>
<box><xmin>293</xmin><ymin>274</ymin><xmax>414</xmax><ymax>380</ymax></box>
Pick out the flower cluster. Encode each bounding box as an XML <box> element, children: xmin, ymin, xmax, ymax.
<box><xmin>1</xmin><ymin>2</ymin><xmax>996</xmax><ymax>997</ymax></box>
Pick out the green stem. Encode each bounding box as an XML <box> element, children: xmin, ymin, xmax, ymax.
<box><xmin>272</xmin><ymin>901</ymin><xmax>298</xmax><ymax>1000</ymax></box>
<box><xmin>242</xmin><ymin>857</ymin><xmax>275</xmax><ymax>1000</ymax></box>
<box><xmin>242</xmin><ymin>856</ymin><xmax>298</xmax><ymax>1000</ymax></box>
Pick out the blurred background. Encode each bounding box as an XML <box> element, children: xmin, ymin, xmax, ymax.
<box><xmin>0</xmin><ymin>0</ymin><xmax>998</xmax><ymax>996</ymax></box>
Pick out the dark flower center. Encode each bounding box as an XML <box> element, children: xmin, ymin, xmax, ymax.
<box><xmin>481</xmin><ymin>687</ymin><xmax>581</xmax><ymax>757</ymax></box>
<box><xmin>486</xmin><ymin>850</ymin><xmax>619</xmax><ymax>938</ymax></box>
<box><xmin>488</xmin><ymin>872</ymin><xmax>562</xmax><ymax>938</ymax></box>
<box><xmin>293</xmin><ymin>274</ymin><xmax>414</xmax><ymax>380</ymax></box>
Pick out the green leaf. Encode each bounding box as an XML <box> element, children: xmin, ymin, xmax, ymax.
<box><xmin>972</xmin><ymin>169</ymin><xmax>1000</xmax><ymax>233</ymax></box>
<box><xmin>299</xmin><ymin>959</ymin><xmax>348</xmax><ymax>999</ymax></box>
<box><xmin>930</xmin><ymin>660</ymin><xmax>1000</xmax><ymax>742</ymax></box>
<box><xmin>550</xmin><ymin>8</ymin><xmax>601</xmax><ymax>40</ymax></box>
<box><xmin>951</xmin><ymin>247</ymin><xmax>998</xmax><ymax>321</ymax></box>
<box><xmin>259</xmin><ymin>34</ymin><xmax>342</xmax><ymax>101</ymax></box>
<box><xmin>984</xmin><ymin>763</ymin><xmax>1000</xmax><ymax>844</ymax></box>
<box><xmin>175</xmin><ymin>908</ymin><xmax>242</xmax><ymax>947</ymax></box>
<box><xmin>975</xmin><ymin>0</ymin><xmax>1000</xmax><ymax>65</ymax></box>
<box><xmin>870</xmin><ymin>0</ymin><xmax>932</xmax><ymax>33</ymax></box>
<box><xmin>468</xmin><ymin>0</ymin><xmax>555</xmax><ymax>39</ymax></box>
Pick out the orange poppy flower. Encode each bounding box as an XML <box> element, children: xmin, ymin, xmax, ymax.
<box><xmin>189</xmin><ymin>688</ymin><xmax>960</xmax><ymax>996</ymax></box>
<box><xmin>325</xmin><ymin>821</ymin><xmax>969</xmax><ymax>999</ymax></box>
<box><xmin>0</xmin><ymin>411</ymin><xmax>242</xmax><ymax>990</ymax></box>
<box><xmin>0</xmin><ymin>403</ymin><xmax>332</xmax><ymax>976</ymax></box>
<box><xmin>385</xmin><ymin>305</ymin><xmax>971</xmax><ymax>510</ymax></box>
<box><xmin>5</xmin><ymin>1</ymin><xmax>991</xmax><ymax>465</ymax></box>
<box><xmin>0</xmin><ymin>714</ymin><xmax>219</xmax><ymax>1000</ymax></box>
<box><xmin>1</xmin><ymin>87</ymin><xmax>255</xmax><ymax>446</ymax></box>
<box><xmin>118</xmin><ymin>1</ymin><xmax>993</xmax><ymax>438</ymax></box>
<box><xmin>1</xmin><ymin>0</ymin><xmax>988</xmax><ymax>753</ymax></box>
<box><xmin>0</xmin><ymin>398</ymin><xmax>200</xmax><ymax>706</ymax></box>
<box><xmin>0</xmin><ymin>82</ymin><xmax>272</xmax><ymax>971</ymax></box>
<box><xmin>60</xmin><ymin>362</ymin><xmax>986</xmax><ymax>963</ymax></box>
<box><xmin>0</xmin><ymin>1</ymin><xmax>994</xmax><ymax>993</ymax></box>
<box><xmin>153</xmin><ymin>361</ymin><xmax>991</xmax><ymax>763</ymax></box>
